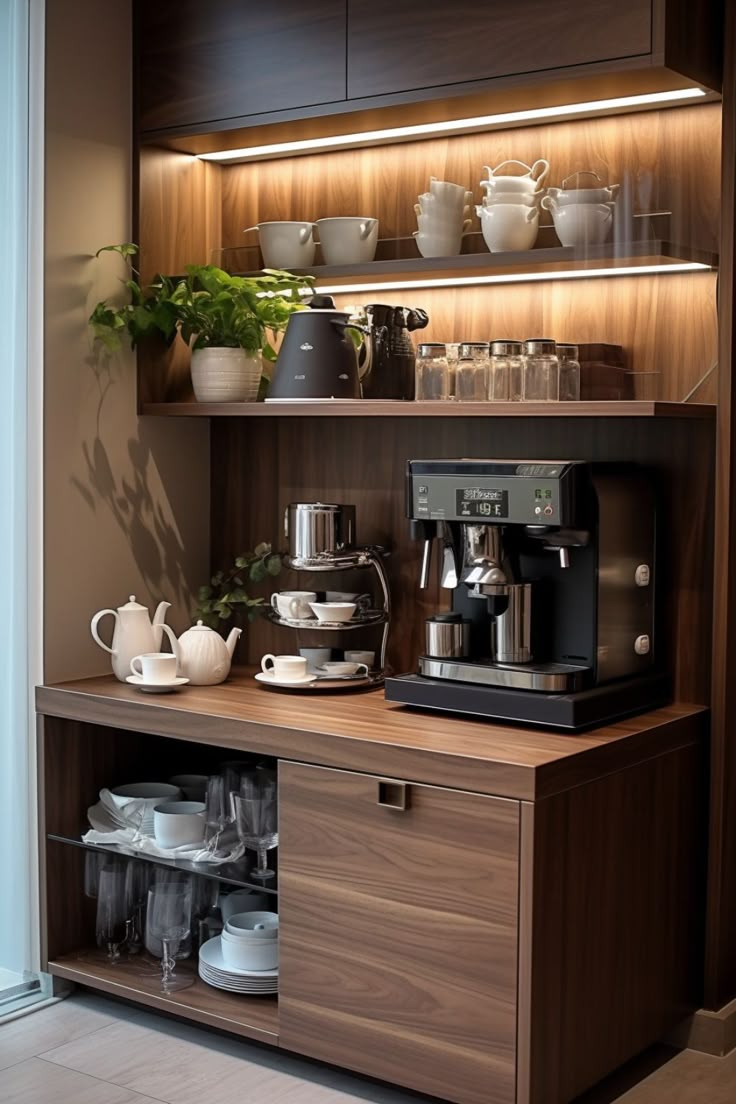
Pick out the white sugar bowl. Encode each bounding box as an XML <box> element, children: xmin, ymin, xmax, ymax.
<box><xmin>161</xmin><ymin>620</ymin><xmax>242</xmax><ymax>685</ymax></box>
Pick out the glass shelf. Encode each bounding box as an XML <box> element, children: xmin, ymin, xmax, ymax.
<box><xmin>48</xmin><ymin>831</ymin><xmax>278</xmax><ymax>894</ymax></box>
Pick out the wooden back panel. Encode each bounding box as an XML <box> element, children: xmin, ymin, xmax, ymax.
<box><xmin>211</xmin><ymin>414</ymin><xmax>714</xmax><ymax>704</ymax></box>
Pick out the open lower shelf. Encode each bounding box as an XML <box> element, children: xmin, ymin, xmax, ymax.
<box><xmin>48</xmin><ymin>831</ymin><xmax>278</xmax><ymax>893</ymax></box>
<box><xmin>48</xmin><ymin>951</ymin><xmax>279</xmax><ymax>1043</ymax></box>
<box><xmin>140</xmin><ymin>399</ymin><xmax>716</xmax><ymax>418</ymax></box>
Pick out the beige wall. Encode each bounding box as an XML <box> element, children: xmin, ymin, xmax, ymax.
<box><xmin>43</xmin><ymin>0</ymin><xmax>210</xmax><ymax>682</ymax></box>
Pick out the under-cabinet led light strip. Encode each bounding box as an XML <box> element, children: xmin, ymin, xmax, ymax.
<box><xmin>313</xmin><ymin>261</ymin><xmax>711</xmax><ymax>295</ymax></box>
<box><xmin>199</xmin><ymin>88</ymin><xmax>707</xmax><ymax>164</ymax></box>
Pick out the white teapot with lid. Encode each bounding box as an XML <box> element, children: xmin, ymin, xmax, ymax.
<box><xmin>161</xmin><ymin>620</ymin><xmax>242</xmax><ymax>685</ymax></box>
<box><xmin>90</xmin><ymin>595</ymin><xmax>172</xmax><ymax>682</ymax></box>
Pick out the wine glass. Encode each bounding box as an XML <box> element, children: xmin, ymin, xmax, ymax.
<box><xmin>232</xmin><ymin>779</ymin><xmax>278</xmax><ymax>880</ymax></box>
<box><xmin>84</xmin><ymin>850</ymin><xmax>106</xmax><ymax>899</ymax></box>
<box><xmin>146</xmin><ymin>882</ymin><xmax>194</xmax><ymax>992</ymax></box>
<box><xmin>96</xmin><ymin>865</ymin><xmax>129</xmax><ymax>964</ymax></box>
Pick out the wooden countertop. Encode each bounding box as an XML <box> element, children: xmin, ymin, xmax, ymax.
<box><xmin>36</xmin><ymin>669</ymin><xmax>706</xmax><ymax>801</ymax></box>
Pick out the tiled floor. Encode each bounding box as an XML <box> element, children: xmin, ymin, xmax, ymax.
<box><xmin>1</xmin><ymin>993</ymin><xmax>735</xmax><ymax>1104</ymax></box>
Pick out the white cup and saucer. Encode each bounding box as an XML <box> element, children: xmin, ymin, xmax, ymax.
<box><xmin>316</xmin><ymin>660</ymin><xmax>369</xmax><ymax>680</ymax></box>
<box><xmin>255</xmin><ymin>654</ymin><xmax>317</xmax><ymax>687</ymax></box>
<box><xmin>271</xmin><ymin>590</ymin><xmax>317</xmax><ymax>620</ymax></box>
<box><xmin>126</xmin><ymin>652</ymin><xmax>189</xmax><ymax>693</ymax></box>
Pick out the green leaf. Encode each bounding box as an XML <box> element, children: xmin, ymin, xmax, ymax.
<box><xmin>266</xmin><ymin>554</ymin><xmax>282</xmax><ymax>576</ymax></box>
<box><xmin>95</xmin><ymin>243</ymin><xmax>138</xmax><ymax>260</ymax></box>
<box><xmin>249</xmin><ymin>560</ymin><xmax>267</xmax><ymax>583</ymax></box>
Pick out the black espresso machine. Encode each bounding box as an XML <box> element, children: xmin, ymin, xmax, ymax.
<box><xmin>385</xmin><ymin>459</ymin><xmax>670</xmax><ymax>730</ymax></box>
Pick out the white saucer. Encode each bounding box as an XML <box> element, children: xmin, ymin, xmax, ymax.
<box><xmin>126</xmin><ymin>675</ymin><xmax>189</xmax><ymax>693</ymax></box>
<box><xmin>254</xmin><ymin>671</ymin><xmax>317</xmax><ymax>687</ymax></box>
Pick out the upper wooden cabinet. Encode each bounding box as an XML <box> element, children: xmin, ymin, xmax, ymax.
<box><xmin>347</xmin><ymin>0</ymin><xmax>652</xmax><ymax>100</ymax></box>
<box><xmin>135</xmin><ymin>0</ymin><xmax>347</xmax><ymax>133</ymax></box>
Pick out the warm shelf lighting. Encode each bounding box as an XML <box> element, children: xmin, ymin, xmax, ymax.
<box><xmin>199</xmin><ymin>88</ymin><xmax>707</xmax><ymax>164</ymax></box>
<box><xmin>313</xmin><ymin>262</ymin><xmax>711</xmax><ymax>296</ymax></box>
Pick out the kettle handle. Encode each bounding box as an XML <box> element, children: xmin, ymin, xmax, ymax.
<box><xmin>90</xmin><ymin>609</ymin><xmax>117</xmax><ymax>655</ymax></box>
<box><xmin>406</xmin><ymin>309</ymin><xmax>429</xmax><ymax>332</ymax></box>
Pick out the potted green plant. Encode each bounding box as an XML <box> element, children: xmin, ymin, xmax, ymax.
<box><xmin>89</xmin><ymin>244</ymin><xmax>314</xmax><ymax>402</ymax></box>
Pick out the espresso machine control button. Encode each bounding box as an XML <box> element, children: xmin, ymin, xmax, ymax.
<box><xmin>634</xmin><ymin>564</ymin><xmax>651</xmax><ymax>587</ymax></box>
<box><xmin>634</xmin><ymin>634</ymin><xmax>651</xmax><ymax>656</ymax></box>
<box><xmin>543</xmin><ymin>505</ymin><xmax>554</xmax><ymax>517</ymax></box>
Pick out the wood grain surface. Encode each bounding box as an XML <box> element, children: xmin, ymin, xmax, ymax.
<box><xmin>346</xmin><ymin>0</ymin><xmax>651</xmax><ymax>101</ymax></box>
<box><xmin>517</xmin><ymin>740</ymin><xmax>703</xmax><ymax>1103</ymax></box>
<box><xmin>210</xmin><ymin>414</ymin><xmax>714</xmax><ymax>703</ymax></box>
<box><xmin>36</xmin><ymin>672</ymin><xmax>706</xmax><ymax>802</ymax></box>
<box><xmin>278</xmin><ymin>761</ymin><xmax>519</xmax><ymax>1104</ymax></box>
<box><xmin>48</xmin><ymin>952</ymin><xmax>279</xmax><ymax>1044</ymax></box>
<box><xmin>705</xmin><ymin>0</ymin><xmax>736</xmax><ymax>1011</ymax></box>
<box><xmin>135</xmin><ymin>0</ymin><xmax>346</xmax><ymax>133</ymax></box>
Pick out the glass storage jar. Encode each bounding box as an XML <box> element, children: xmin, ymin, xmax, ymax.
<box><xmin>489</xmin><ymin>340</ymin><xmax>522</xmax><ymax>401</ymax></box>
<box><xmin>445</xmin><ymin>342</ymin><xmax>461</xmax><ymax>398</ymax></box>
<box><xmin>557</xmin><ymin>343</ymin><xmax>581</xmax><ymax>401</ymax></box>
<box><xmin>523</xmin><ymin>339</ymin><xmax>560</xmax><ymax>402</ymax></box>
<box><xmin>415</xmin><ymin>343</ymin><xmax>451</xmax><ymax>400</ymax></box>
<box><xmin>455</xmin><ymin>342</ymin><xmax>490</xmax><ymax>401</ymax></box>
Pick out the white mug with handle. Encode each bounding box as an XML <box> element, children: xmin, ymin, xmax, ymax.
<box><xmin>130</xmin><ymin>652</ymin><xmax>178</xmax><ymax>684</ymax></box>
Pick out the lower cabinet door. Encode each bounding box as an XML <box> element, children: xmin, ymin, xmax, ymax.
<box><xmin>278</xmin><ymin>762</ymin><xmax>520</xmax><ymax>1104</ymax></box>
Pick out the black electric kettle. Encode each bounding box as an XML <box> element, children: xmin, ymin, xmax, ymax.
<box><xmin>359</xmin><ymin>304</ymin><xmax>429</xmax><ymax>400</ymax></box>
<box><xmin>267</xmin><ymin>296</ymin><xmax>362</xmax><ymax>400</ymax></box>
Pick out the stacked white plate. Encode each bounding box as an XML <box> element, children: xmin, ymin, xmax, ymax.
<box><xmin>198</xmin><ymin>936</ymin><xmax>278</xmax><ymax>994</ymax></box>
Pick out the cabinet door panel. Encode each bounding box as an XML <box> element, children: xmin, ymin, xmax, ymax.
<box><xmin>137</xmin><ymin>1</ymin><xmax>347</xmax><ymax>132</ymax></box>
<box><xmin>278</xmin><ymin>762</ymin><xmax>519</xmax><ymax>1104</ymax></box>
<box><xmin>347</xmin><ymin>0</ymin><xmax>652</xmax><ymax>100</ymax></box>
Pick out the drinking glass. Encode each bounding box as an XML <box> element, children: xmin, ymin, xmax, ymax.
<box><xmin>96</xmin><ymin>866</ymin><xmax>129</xmax><ymax>964</ymax></box>
<box><xmin>146</xmin><ymin>882</ymin><xmax>194</xmax><ymax>992</ymax></box>
<box><xmin>84</xmin><ymin>850</ymin><xmax>106</xmax><ymax>899</ymax></box>
<box><xmin>205</xmin><ymin>775</ymin><xmax>232</xmax><ymax>852</ymax></box>
<box><xmin>232</xmin><ymin>780</ymin><xmax>278</xmax><ymax>880</ymax></box>
<box><xmin>124</xmin><ymin>859</ymin><xmax>151</xmax><ymax>956</ymax></box>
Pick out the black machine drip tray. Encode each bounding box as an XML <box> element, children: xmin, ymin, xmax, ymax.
<box><xmin>384</xmin><ymin>671</ymin><xmax>672</xmax><ymax>731</ymax></box>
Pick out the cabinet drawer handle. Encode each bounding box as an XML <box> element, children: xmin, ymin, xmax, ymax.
<box><xmin>377</xmin><ymin>780</ymin><xmax>408</xmax><ymax>810</ymax></box>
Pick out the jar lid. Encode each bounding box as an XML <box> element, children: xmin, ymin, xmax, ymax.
<box><xmin>417</xmin><ymin>343</ymin><xmax>446</xmax><ymax>356</ymax></box>
<box><xmin>556</xmin><ymin>344</ymin><xmax>579</xmax><ymax>357</ymax></box>
<box><xmin>490</xmin><ymin>340</ymin><xmax>523</xmax><ymax>356</ymax></box>
<box><xmin>428</xmin><ymin>612</ymin><xmax>462</xmax><ymax>623</ymax></box>
<box><xmin>458</xmin><ymin>342</ymin><xmax>489</xmax><ymax>359</ymax></box>
<box><xmin>524</xmin><ymin>339</ymin><xmax>557</xmax><ymax>355</ymax></box>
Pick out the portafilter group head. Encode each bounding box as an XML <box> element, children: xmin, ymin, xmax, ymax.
<box><xmin>285</xmin><ymin>502</ymin><xmax>357</xmax><ymax>564</ymax></box>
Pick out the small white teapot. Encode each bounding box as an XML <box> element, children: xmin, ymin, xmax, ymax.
<box><xmin>91</xmin><ymin>595</ymin><xmax>171</xmax><ymax>683</ymax></box>
<box><xmin>161</xmin><ymin>620</ymin><xmax>242</xmax><ymax>685</ymax></box>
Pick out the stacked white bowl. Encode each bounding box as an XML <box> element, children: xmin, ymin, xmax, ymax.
<box><xmin>413</xmin><ymin>177</ymin><xmax>473</xmax><ymax>258</ymax></box>
<box><xmin>541</xmin><ymin>171</ymin><xmax>619</xmax><ymax>247</ymax></box>
<box><xmin>476</xmin><ymin>159</ymin><xmax>549</xmax><ymax>253</ymax></box>
<box><xmin>220</xmin><ymin>910</ymin><xmax>279</xmax><ymax>972</ymax></box>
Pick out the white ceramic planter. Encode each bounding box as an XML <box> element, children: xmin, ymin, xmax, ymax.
<box><xmin>190</xmin><ymin>347</ymin><xmax>261</xmax><ymax>403</ymax></box>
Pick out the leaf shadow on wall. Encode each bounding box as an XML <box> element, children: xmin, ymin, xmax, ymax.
<box><xmin>71</xmin><ymin>354</ymin><xmax>201</xmax><ymax>619</ymax></box>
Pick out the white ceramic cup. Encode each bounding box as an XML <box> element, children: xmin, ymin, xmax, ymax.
<box><xmin>320</xmin><ymin>661</ymin><xmax>369</xmax><ymax>677</ymax></box>
<box><xmin>416</xmin><ymin>210</ymin><xmax>469</xmax><ymax>234</ymax></box>
<box><xmin>271</xmin><ymin>590</ymin><xmax>317</xmax><ymax>620</ymax></box>
<box><xmin>219</xmin><ymin>889</ymin><xmax>271</xmax><ymax>920</ymax></box>
<box><xmin>481</xmin><ymin>192</ymin><xmax>541</xmax><ymax>207</ymax></box>
<box><xmin>477</xmin><ymin>204</ymin><xmax>539</xmax><ymax>252</ymax></box>
<box><xmin>220</xmin><ymin>930</ymin><xmax>279</xmax><ymax>971</ymax></box>
<box><xmin>244</xmin><ymin>221</ymin><xmax>316</xmax><ymax>269</ymax></box>
<box><xmin>225</xmin><ymin>911</ymin><xmax>279</xmax><ymax>939</ymax></box>
<box><xmin>546</xmin><ymin>185</ymin><xmax>619</xmax><ymax>205</ymax></box>
<box><xmin>299</xmin><ymin>647</ymin><xmax>332</xmax><ymax>669</ymax></box>
<box><xmin>542</xmin><ymin>196</ymin><xmax>614</xmax><ymax>246</ymax></box>
<box><xmin>414</xmin><ymin>219</ymin><xmax>471</xmax><ymax>258</ymax></box>
<box><xmin>428</xmin><ymin>178</ymin><xmax>468</xmax><ymax>207</ymax></box>
<box><xmin>261</xmin><ymin>654</ymin><xmax>309</xmax><ymax>679</ymax></box>
<box><xmin>345</xmin><ymin>649</ymin><xmax>375</xmax><ymax>667</ymax></box>
<box><xmin>308</xmin><ymin>601</ymin><xmax>357</xmax><ymax>623</ymax></box>
<box><xmin>315</xmin><ymin>217</ymin><xmax>379</xmax><ymax>265</ymax></box>
<box><xmin>129</xmin><ymin>652</ymin><xmax>178</xmax><ymax>684</ymax></box>
<box><xmin>481</xmin><ymin>158</ymin><xmax>550</xmax><ymax>191</ymax></box>
<box><xmin>153</xmin><ymin>800</ymin><xmax>206</xmax><ymax>849</ymax></box>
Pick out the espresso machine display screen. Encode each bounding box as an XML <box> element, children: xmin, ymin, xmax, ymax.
<box><xmin>456</xmin><ymin>489</ymin><xmax>508</xmax><ymax>518</ymax></box>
